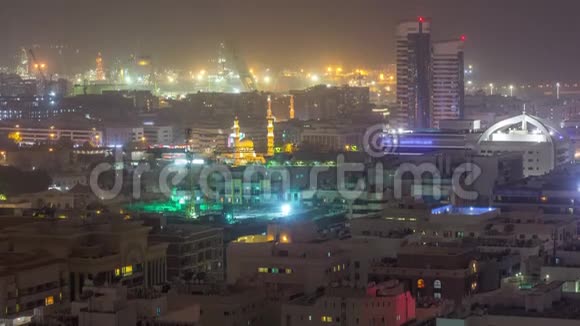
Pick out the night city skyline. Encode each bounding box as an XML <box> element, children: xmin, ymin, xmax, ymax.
<box><xmin>3</xmin><ymin>2</ymin><xmax>580</xmax><ymax>326</ymax></box>
<box><xmin>2</xmin><ymin>0</ymin><xmax>580</xmax><ymax>82</ymax></box>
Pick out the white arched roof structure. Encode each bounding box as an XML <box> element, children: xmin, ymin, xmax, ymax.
<box><xmin>478</xmin><ymin>113</ymin><xmax>566</xmax><ymax>144</ymax></box>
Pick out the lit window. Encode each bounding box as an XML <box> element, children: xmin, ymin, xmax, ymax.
<box><xmin>115</xmin><ymin>268</ymin><xmax>121</xmax><ymax>277</ymax></box>
<box><xmin>285</xmin><ymin>268</ymin><xmax>293</xmax><ymax>274</ymax></box>
<box><xmin>122</xmin><ymin>265</ymin><xmax>133</xmax><ymax>276</ymax></box>
<box><xmin>434</xmin><ymin>280</ymin><xmax>442</xmax><ymax>289</ymax></box>
<box><xmin>271</xmin><ymin>268</ymin><xmax>279</xmax><ymax>274</ymax></box>
<box><xmin>434</xmin><ymin>292</ymin><xmax>442</xmax><ymax>299</ymax></box>
<box><xmin>471</xmin><ymin>261</ymin><xmax>478</xmax><ymax>274</ymax></box>
<box><xmin>322</xmin><ymin>316</ymin><xmax>333</xmax><ymax>323</ymax></box>
<box><xmin>471</xmin><ymin>281</ymin><xmax>478</xmax><ymax>290</ymax></box>
<box><xmin>45</xmin><ymin>296</ymin><xmax>54</xmax><ymax>306</ymax></box>
<box><xmin>417</xmin><ymin>279</ymin><xmax>425</xmax><ymax>289</ymax></box>
<box><xmin>258</xmin><ymin>267</ymin><xmax>268</xmax><ymax>273</ymax></box>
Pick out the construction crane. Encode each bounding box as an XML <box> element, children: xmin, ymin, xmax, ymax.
<box><xmin>16</xmin><ymin>48</ymin><xmax>29</xmax><ymax>77</ymax></box>
<box><xmin>27</xmin><ymin>48</ymin><xmax>50</xmax><ymax>95</ymax></box>
<box><xmin>27</xmin><ymin>48</ymin><xmax>47</xmax><ymax>82</ymax></box>
<box><xmin>222</xmin><ymin>41</ymin><xmax>257</xmax><ymax>92</ymax></box>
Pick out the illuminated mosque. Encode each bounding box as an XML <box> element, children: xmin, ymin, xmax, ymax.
<box><xmin>218</xmin><ymin>94</ymin><xmax>297</xmax><ymax>166</ymax></box>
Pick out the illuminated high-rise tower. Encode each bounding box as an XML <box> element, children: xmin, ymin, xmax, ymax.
<box><xmin>396</xmin><ymin>17</ymin><xmax>432</xmax><ymax>129</ymax></box>
<box><xmin>96</xmin><ymin>52</ymin><xmax>105</xmax><ymax>81</ymax></box>
<box><xmin>432</xmin><ymin>37</ymin><xmax>465</xmax><ymax>127</ymax></box>
<box><xmin>266</xmin><ymin>96</ymin><xmax>275</xmax><ymax>156</ymax></box>
<box><xmin>289</xmin><ymin>95</ymin><xmax>295</xmax><ymax>119</ymax></box>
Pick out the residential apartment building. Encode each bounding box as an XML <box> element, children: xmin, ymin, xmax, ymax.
<box><xmin>148</xmin><ymin>225</ymin><xmax>224</xmax><ymax>282</ymax></box>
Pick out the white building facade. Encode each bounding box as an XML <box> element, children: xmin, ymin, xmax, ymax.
<box><xmin>477</xmin><ymin>113</ymin><xmax>572</xmax><ymax>177</ymax></box>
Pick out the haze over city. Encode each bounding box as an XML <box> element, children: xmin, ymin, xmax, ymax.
<box><xmin>2</xmin><ymin>0</ymin><xmax>580</xmax><ymax>82</ymax></box>
<box><xmin>2</xmin><ymin>2</ymin><xmax>580</xmax><ymax>326</ymax></box>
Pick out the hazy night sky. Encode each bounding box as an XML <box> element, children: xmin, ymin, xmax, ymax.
<box><xmin>1</xmin><ymin>0</ymin><xmax>579</xmax><ymax>82</ymax></box>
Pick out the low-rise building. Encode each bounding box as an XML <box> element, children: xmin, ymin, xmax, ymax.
<box><xmin>50</xmin><ymin>172</ymin><xmax>88</xmax><ymax>191</ymax></box>
<box><xmin>3</xmin><ymin>218</ymin><xmax>168</xmax><ymax>300</ymax></box>
<box><xmin>165</xmin><ymin>288</ymin><xmax>276</xmax><ymax>326</ymax></box>
<box><xmin>227</xmin><ymin>221</ymin><xmax>350</xmax><ymax>295</ymax></box>
<box><xmin>148</xmin><ymin>224</ymin><xmax>224</xmax><ymax>282</ymax></box>
<box><xmin>369</xmin><ymin>245</ymin><xmax>481</xmax><ymax>304</ymax></box>
<box><xmin>71</xmin><ymin>284</ymin><xmax>168</xmax><ymax>326</ymax></box>
<box><xmin>188</xmin><ymin>127</ymin><xmax>229</xmax><ymax>154</ymax></box>
<box><xmin>437</xmin><ymin>281</ymin><xmax>576</xmax><ymax>326</ymax></box>
<box><xmin>0</xmin><ymin>126</ymin><xmax>102</xmax><ymax>146</ymax></box>
<box><xmin>540</xmin><ymin>242</ymin><xmax>580</xmax><ymax>294</ymax></box>
<box><xmin>300</xmin><ymin>122</ymin><xmax>366</xmax><ymax>151</ymax></box>
<box><xmin>281</xmin><ymin>281</ymin><xmax>415</xmax><ymax>326</ymax></box>
<box><xmin>0</xmin><ymin>250</ymin><xmax>68</xmax><ymax>326</ymax></box>
<box><xmin>493</xmin><ymin>164</ymin><xmax>580</xmax><ymax>215</ymax></box>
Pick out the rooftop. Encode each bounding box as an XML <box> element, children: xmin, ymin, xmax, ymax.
<box><xmin>3</xmin><ymin>218</ymin><xmax>151</xmax><ymax>238</ymax></box>
<box><xmin>398</xmin><ymin>244</ymin><xmax>474</xmax><ymax>257</ymax></box>
<box><xmin>484</xmin><ymin>300</ymin><xmax>580</xmax><ymax>320</ymax></box>
<box><xmin>155</xmin><ymin>224</ymin><xmax>219</xmax><ymax>235</ymax></box>
<box><xmin>289</xmin><ymin>281</ymin><xmax>405</xmax><ymax>306</ymax></box>
<box><xmin>168</xmin><ymin>288</ymin><xmax>265</xmax><ymax>306</ymax></box>
<box><xmin>0</xmin><ymin>250</ymin><xmax>64</xmax><ymax>276</ymax></box>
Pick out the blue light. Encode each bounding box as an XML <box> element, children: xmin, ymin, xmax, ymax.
<box><xmin>383</xmin><ymin>138</ymin><xmax>434</xmax><ymax>146</ymax></box>
<box><xmin>431</xmin><ymin>205</ymin><xmax>496</xmax><ymax>216</ymax></box>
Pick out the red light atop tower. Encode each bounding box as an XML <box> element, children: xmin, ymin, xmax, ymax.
<box><xmin>418</xmin><ymin>16</ymin><xmax>424</xmax><ymax>23</ymax></box>
<box><xmin>460</xmin><ymin>34</ymin><xmax>467</xmax><ymax>42</ymax></box>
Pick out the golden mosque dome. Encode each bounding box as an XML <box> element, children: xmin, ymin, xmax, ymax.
<box><xmin>238</xmin><ymin>139</ymin><xmax>254</xmax><ymax>150</ymax></box>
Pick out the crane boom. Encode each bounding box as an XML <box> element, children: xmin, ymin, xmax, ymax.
<box><xmin>27</xmin><ymin>48</ymin><xmax>47</xmax><ymax>82</ymax></box>
<box><xmin>224</xmin><ymin>42</ymin><xmax>256</xmax><ymax>92</ymax></box>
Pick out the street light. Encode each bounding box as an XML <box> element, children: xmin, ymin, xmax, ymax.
<box><xmin>281</xmin><ymin>203</ymin><xmax>291</xmax><ymax>216</ymax></box>
<box><xmin>509</xmin><ymin>85</ymin><xmax>514</xmax><ymax>97</ymax></box>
